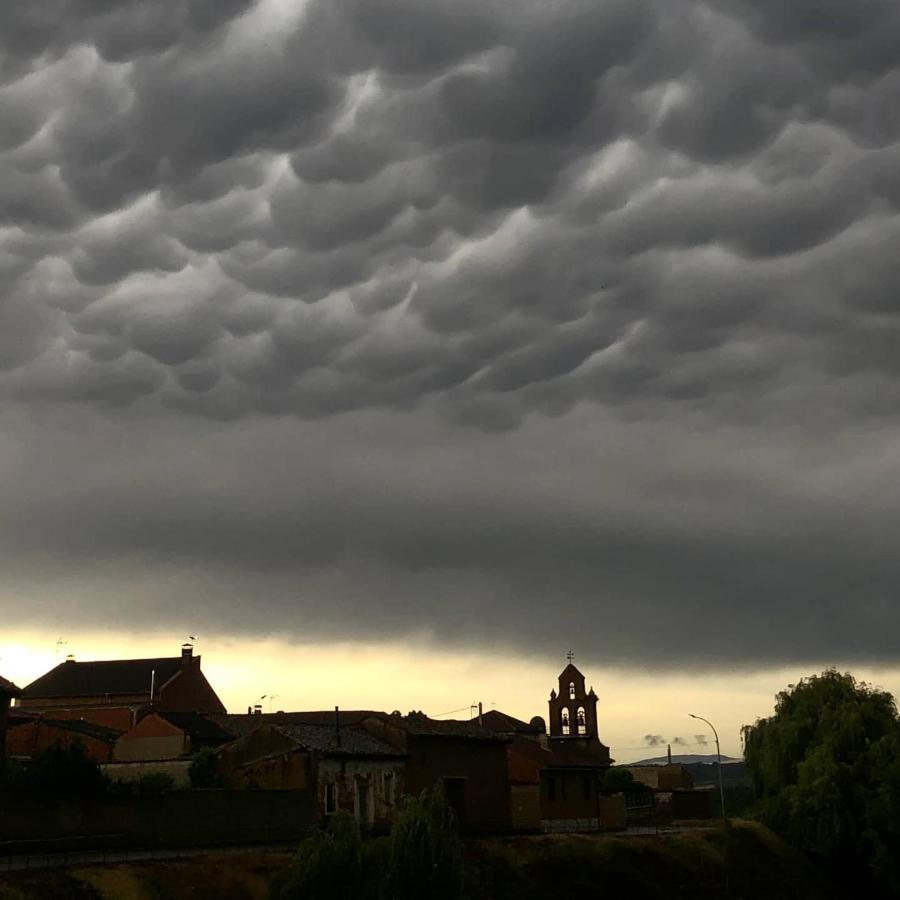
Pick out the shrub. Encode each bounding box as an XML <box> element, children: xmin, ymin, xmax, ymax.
<box><xmin>273</xmin><ymin>811</ymin><xmax>381</xmax><ymax>900</ymax></box>
<box><xmin>136</xmin><ymin>772</ymin><xmax>176</xmax><ymax>797</ymax></box>
<box><xmin>385</xmin><ymin>785</ymin><xmax>464</xmax><ymax>900</ymax></box>
<box><xmin>188</xmin><ymin>747</ymin><xmax>223</xmax><ymax>789</ymax></box>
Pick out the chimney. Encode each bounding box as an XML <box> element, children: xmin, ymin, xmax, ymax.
<box><xmin>667</xmin><ymin>743</ymin><xmax>672</xmax><ymax>765</ymax></box>
<box><xmin>247</xmin><ymin>706</ymin><xmax>252</xmax><ymax>715</ymax></box>
<box><xmin>253</xmin><ymin>704</ymin><xmax>262</xmax><ymax>716</ymax></box>
<box><xmin>478</xmin><ymin>702</ymin><xmax>483</xmax><ymax>727</ymax></box>
<box><xmin>65</xmin><ymin>654</ymin><xmax>75</xmax><ymax>663</ymax></box>
<box><xmin>181</xmin><ymin>643</ymin><xmax>193</xmax><ymax>665</ymax></box>
<box><xmin>335</xmin><ymin>705</ymin><xmax>341</xmax><ymax>749</ymax></box>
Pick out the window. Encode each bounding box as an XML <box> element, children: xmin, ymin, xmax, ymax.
<box><xmin>383</xmin><ymin>770</ymin><xmax>395</xmax><ymax>804</ymax></box>
<box><xmin>568</xmin><ymin>681</ymin><xmax>576</xmax><ymax>700</ymax></box>
<box><xmin>325</xmin><ymin>782</ymin><xmax>336</xmax><ymax>814</ymax></box>
<box><xmin>561</xmin><ymin>708</ymin><xmax>570</xmax><ymax>735</ymax></box>
<box><xmin>577</xmin><ymin>707</ymin><xmax>586</xmax><ymax>735</ymax></box>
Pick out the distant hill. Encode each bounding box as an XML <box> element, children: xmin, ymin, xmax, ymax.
<box><xmin>628</xmin><ymin>753</ymin><xmax>742</xmax><ymax>766</ymax></box>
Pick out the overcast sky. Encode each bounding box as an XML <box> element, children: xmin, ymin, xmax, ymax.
<box><xmin>3</xmin><ymin>0</ymin><xmax>900</xmax><ymax>687</ymax></box>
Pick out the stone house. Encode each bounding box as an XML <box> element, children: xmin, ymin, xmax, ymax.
<box><xmin>214</xmin><ymin>716</ymin><xmax>407</xmax><ymax>830</ymax></box>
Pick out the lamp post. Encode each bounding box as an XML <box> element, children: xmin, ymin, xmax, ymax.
<box><xmin>689</xmin><ymin>713</ymin><xmax>726</xmax><ymax>823</ymax></box>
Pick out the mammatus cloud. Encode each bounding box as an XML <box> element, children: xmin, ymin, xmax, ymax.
<box><xmin>3</xmin><ymin>0</ymin><xmax>900</xmax><ymax>426</ymax></box>
<box><xmin>2</xmin><ymin>0</ymin><xmax>900</xmax><ymax>669</ymax></box>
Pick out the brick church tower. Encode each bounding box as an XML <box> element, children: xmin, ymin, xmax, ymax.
<box><xmin>548</xmin><ymin>662</ymin><xmax>599</xmax><ymax>740</ymax></box>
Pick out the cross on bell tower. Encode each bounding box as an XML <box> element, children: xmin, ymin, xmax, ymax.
<box><xmin>566</xmin><ymin>649</ymin><xmax>575</xmax><ymax>664</ymax></box>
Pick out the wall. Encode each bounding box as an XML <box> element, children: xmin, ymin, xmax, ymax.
<box><xmin>226</xmin><ymin>749</ymin><xmax>310</xmax><ymax>791</ymax></box>
<box><xmin>540</xmin><ymin>770</ymin><xmax>602</xmax><ymax>823</ymax></box>
<box><xmin>16</xmin><ymin>695</ymin><xmax>148</xmax><ymax>712</ymax></box>
<box><xmin>316</xmin><ymin>758</ymin><xmax>404</xmax><ymax>829</ymax></box>
<box><xmin>626</xmin><ymin>764</ymin><xmax>693</xmax><ymax>791</ymax></box>
<box><xmin>6</xmin><ymin>720</ymin><xmax>114</xmax><ymax>763</ymax></box>
<box><xmin>158</xmin><ymin>662</ymin><xmax>226</xmax><ymax>714</ymax></box>
<box><xmin>403</xmin><ymin>736</ymin><xmax>511</xmax><ymax>833</ymax></box>
<box><xmin>102</xmin><ymin>760</ymin><xmax>193</xmax><ymax>788</ymax></box>
<box><xmin>672</xmin><ymin>789</ymin><xmax>714</xmax><ymax>820</ymax></box>
<box><xmin>0</xmin><ymin>695</ymin><xmax>11</xmax><ymax>759</ymax></box>
<box><xmin>114</xmin><ymin>714</ymin><xmax>188</xmax><ymax>762</ymax></box>
<box><xmin>0</xmin><ymin>790</ymin><xmax>315</xmax><ymax>847</ymax></box>
<box><xmin>510</xmin><ymin>784</ymin><xmax>541</xmax><ymax>832</ymax></box>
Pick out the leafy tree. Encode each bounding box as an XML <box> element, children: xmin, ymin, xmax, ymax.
<box><xmin>386</xmin><ymin>785</ymin><xmax>464</xmax><ymax>900</ymax></box>
<box><xmin>188</xmin><ymin>746</ymin><xmax>223</xmax><ymax>789</ymax></box>
<box><xmin>17</xmin><ymin>740</ymin><xmax>106</xmax><ymax>800</ymax></box>
<box><xmin>273</xmin><ymin>811</ymin><xmax>382</xmax><ymax>900</ymax></box>
<box><xmin>602</xmin><ymin>767</ymin><xmax>644</xmax><ymax>795</ymax></box>
<box><xmin>743</xmin><ymin>669</ymin><xmax>900</xmax><ymax>891</ymax></box>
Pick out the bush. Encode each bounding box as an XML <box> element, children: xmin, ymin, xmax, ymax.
<box><xmin>136</xmin><ymin>772</ymin><xmax>176</xmax><ymax>797</ymax></box>
<box><xmin>386</xmin><ymin>786</ymin><xmax>463</xmax><ymax>900</ymax></box>
<box><xmin>10</xmin><ymin>740</ymin><xmax>106</xmax><ymax>800</ymax></box>
<box><xmin>272</xmin><ymin>811</ymin><xmax>383</xmax><ymax>900</ymax></box>
<box><xmin>188</xmin><ymin>747</ymin><xmax>223</xmax><ymax>789</ymax></box>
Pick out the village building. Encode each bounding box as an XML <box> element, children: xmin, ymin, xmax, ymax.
<box><xmin>6</xmin><ymin>713</ymin><xmax>121</xmax><ymax>763</ymax></box>
<box><xmin>480</xmin><ymin>710</ymin><xmax>551</xmax><ymax>831</ymax></box>
<box><xmin>113</xmin><ymin>711</ymin><xmax>234</xmax><ymax>762</ymax></box>
<box><xmin>15</xmin><ymin>644</ymin><xmax>226</xmax><ymax>730</ymax></box>
<box><xmin>213</xmin><ymin>714</ymin><xmax>407</xmax><ymax>830</ymax></box>
<box><xmin>360</xmin><ymin>711</ymin><xmax>512</xmax><ymax>833</ymax></box>
<box><xmin>0</xmin><ymin>676</ymin><xmax>22</xmax><ymax>760</ymax></box>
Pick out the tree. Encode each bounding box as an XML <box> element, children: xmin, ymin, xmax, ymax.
<box><xmin>273</xmin><ymin>811</ymin><xmax>381</xmax><ymax>900</ymax></box>
<box><xmin>743</xmin><ymin>669</ymin><xmax>900</xmax><ymax>891</ymax></box>
<box><xmin>188</xmin><ymin>747</ymin><xmax>223</xmax><ymax>789</ymax></box>
<box><xmin>22</xmin><ymin>740</ymin><xmax>106</xmax><ymax>800</ymax></box>
<box><xmin>602</xmin><ymin>767</ymin><xmax>643</xmax><ymax>795</ymax></box>
<box><xmin>386</xmin><ymin>785</ymin><xmax>464</xmax><ymax>900</ymax></box>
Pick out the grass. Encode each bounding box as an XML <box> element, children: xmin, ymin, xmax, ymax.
<box><xmin>0</xmin><ymin>823</ymin><xmax>833</xmax><ymax>900</ymax></box>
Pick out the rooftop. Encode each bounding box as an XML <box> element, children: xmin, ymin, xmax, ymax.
<box><xmin>0</xmin><ymin>675</ymin><xmax>21</xmax><ymax>696</ymax></box>
<box><xmin>20</xmin><ymin>657</ymin><xmax>189</xmax><ymax>701</ymax></box>
<box><xmin>8</xmin><ymin>713</ymin><xmax>123</xmax><ymax>743</ymax></box>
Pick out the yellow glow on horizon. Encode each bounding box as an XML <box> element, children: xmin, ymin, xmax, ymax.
<box><xmin>4</xmin><ymin>628</ymin><xmax>900</xmax><ymax>763</ymax></box>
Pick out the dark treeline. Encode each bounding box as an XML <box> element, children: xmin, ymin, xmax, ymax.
<box><xmin>743</xmin><ymin>669</ymin><xmax>900</xmax><ymax>895</ymax></box>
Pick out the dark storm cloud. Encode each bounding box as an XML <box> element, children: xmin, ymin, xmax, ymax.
<box><xmin>2</xmin><ymin>0</ymin><xmax>900</xmax><ymax>667</ymax></box>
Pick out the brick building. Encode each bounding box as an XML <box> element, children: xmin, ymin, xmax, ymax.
<box><xmin>16</xmin><ymin>644</ymin><xmax>225</xmax><ymax>730</ymax></box>
<box><xmin>6</xmin><ymin>713</ymin><xmax>121</xmax><ymax>762</ymax></box>
<box><xmin>114</xmin><ymin>711</ymin><xmax>234</xmax><ymax>762</ymax></box>
<box><xmin>361</xmin><ymin>711</ymin><xmax>512</xmax><ymax>833</ymax></box>
<box><xmin>0</xmin><ymin>676</ymin><xmax>21</xmax><ymax>760</ymax></box>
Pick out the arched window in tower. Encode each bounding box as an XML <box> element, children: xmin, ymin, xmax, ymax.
<box><xmin>561</xmin><ymin>707</ymin><xmax>570</xmax><ymax>735</ymax></box>
<box><xmin>568</xmin><ymin>682</ymin><xmax>576</xmax><ymax>700</ymax></box>
<box><xmin>576</xmin><ymin>707</ymin><xmax>587</xmax><ymax>735</ymax></box>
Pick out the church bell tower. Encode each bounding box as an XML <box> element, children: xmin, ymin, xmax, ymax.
<box><xmin>548</xmin><ymin>655</ymin><xmax>599</xmax><ymax>740</ymax></box>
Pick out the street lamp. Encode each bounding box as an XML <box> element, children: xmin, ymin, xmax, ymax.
<box><xmin>689</xmin><ymin>713</ymin><xmax>726</xmax><ymax>823</ymax></box>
